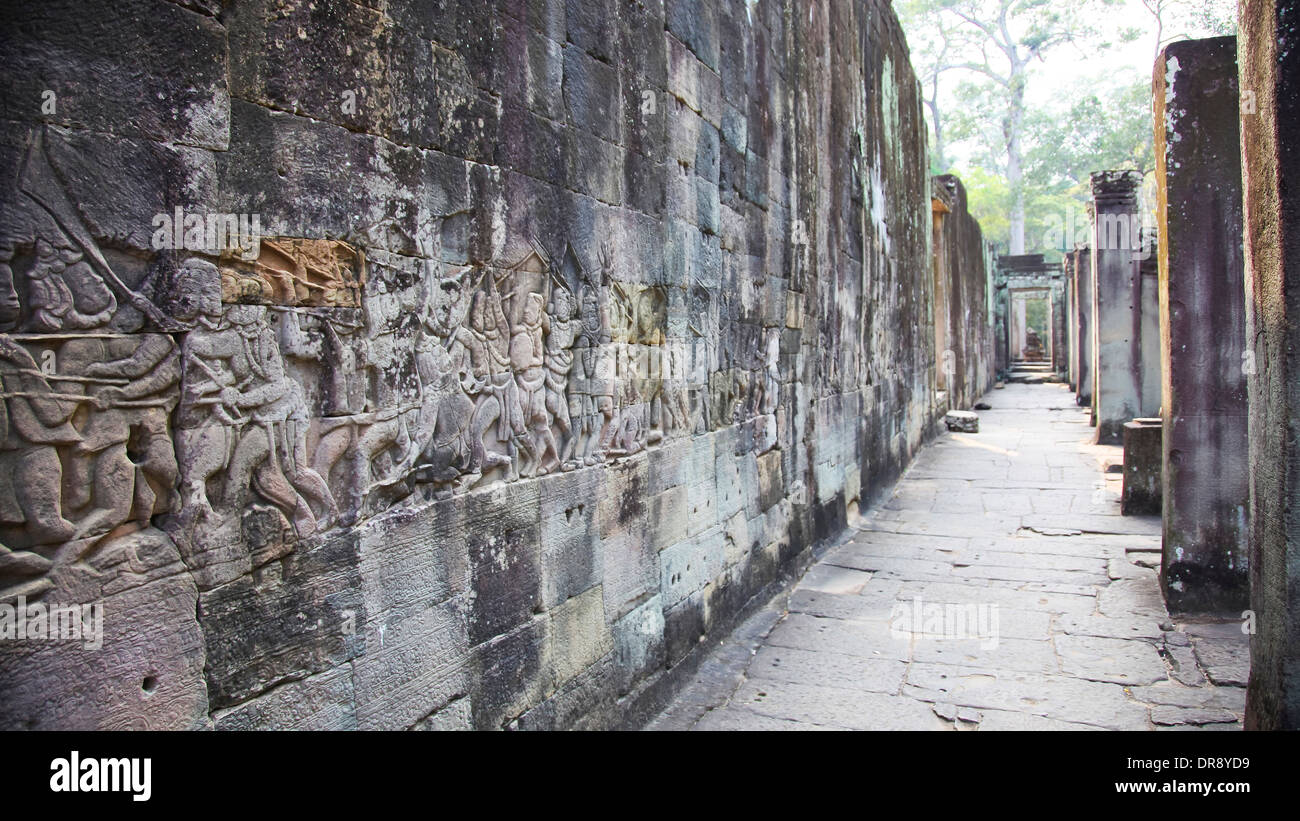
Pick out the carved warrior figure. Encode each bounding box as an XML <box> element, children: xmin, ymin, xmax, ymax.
<box><xmin>570</xmin><ymin>250</ymin><xmax>614</xmax><ymax>466</ymax></box>
<box><xmin>0</xmin><ymin>335</ymin><xmax>80</xmax><ymax>546</ymax></box>
<box><xmin>0</xmin><ymin>231</ymin><xmax>188</xmax><ymax>549</ymax></box>
<box><xmin>23</xmin><ymin>239</ymin><xmax>116</xmax><ymax>332</ymax></box>
<box><xmin>659</xmin><ymin>342</ymin><xmax>692</xmax><ymax>436</ymax></box>
<box><xmin>544</xmin><ymin>285</ymin><xmax>581</xmax><ymax>471</ymax></box>
<box><xmin>411</xmin><ymin>266</ymin><xmax>478</xmax><ymax>493</ymax></box>
<box><xmin>411</xmin><ymin>243</ymin><xmax>603</xmax><ymax>490</ymax></box>
<box><xmin>59</xmin><ymin>334</ymin><xmax>181</xmax><ymax>538</ymax></box>
<box><xmin>609</xmin><ymin>344</ymin><xmax>646</xmax><ymax>457</ymax></box>
<box><xmin>0</xmin><ymin>242</ymin><xmax>20</xmax><ymax>328</ymax></box>
<box><xmin>511</xmin><ymin>292</ymin><xmax>559</xmax><ymax>476</ymax></box>
<box><xmin>281</xmin><ymin>307</ymin><xmax>407</xmax><ymax>521</ymax></box>
<box><xmin>449</xmin><ymin>280</ymin><xmax>524</xmax><ymax>477</ymax></box>
<box><xmin>175</xmin><ymin>262</ymin><xmax>336</xmax><ymax>538</ymax></box>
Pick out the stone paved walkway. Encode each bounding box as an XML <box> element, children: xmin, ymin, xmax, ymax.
<box><xmin>648</xmin><ymin>383</ymin><xmax>1250</xmax><ymax>731</ymax></box>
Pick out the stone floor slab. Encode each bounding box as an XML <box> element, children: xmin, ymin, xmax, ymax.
<box><xmin>649</xmin><ymin>384</ymin><xmax>1249</xmax><ymax>732</ymax></box>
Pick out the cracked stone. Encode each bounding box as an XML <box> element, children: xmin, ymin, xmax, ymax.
<box><xmin>1149</xmin><ymin>706</ymin><xmax>1240</xmax><ymax>726</ymax></box>
<box><xmin>1056</xmin><ymin>635</ymin><xmax>1169</xmax><ymax>686</ymax></box>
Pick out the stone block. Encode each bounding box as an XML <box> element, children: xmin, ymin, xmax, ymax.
<box><xmin>0</xmin><ymin>0</ymin><xmax>229</xmax><ymax>149</ymax></box>
<box><xmin>198</xmin><ymin>532</ymin><xmax>362</xmax><ymax>711</ymax></box>
<box><xmin>944</xmin><ymin>410</ymin><xmax>979</xmax><ymax>433</ymax></box>
<box><xmin>547</xmin><ymin>584</ymin><xmax>614</xmax><ymax>687</ymax></box>
<box><xmin>1121</xmin><ymin>419</ymin><xmax>1162</xmax><ymax>516</ymax></box>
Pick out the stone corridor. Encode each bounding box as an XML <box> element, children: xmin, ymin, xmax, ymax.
<box><xmin>649</xmin><ymin>383</ymin><xmax>1250</xmax><ymax>731</ymax></box>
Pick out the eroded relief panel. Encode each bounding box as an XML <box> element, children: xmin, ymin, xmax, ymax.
<box><xmin>0</xmin><ymin>125</ymin><xmax>802</xmax><ymax>609</ymax></box>
<box><xmin>220</xmin><ymin>238</ymin><xmax>364</xmax><ymax>307</ymax></box>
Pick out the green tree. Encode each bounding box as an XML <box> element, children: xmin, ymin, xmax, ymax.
<box><xmin>899</xmin><ymin>0</ymin><xmax>1127</xmax><ymax>253</ymax></box>
<box><xmin>1028</xmin><ymin>79</ymin><xmax>1156</xmax><ymax>185</ymax></box>
<box><xmin>1141</xmin><ymin>0</ymin><xmax>1236</xmax><ymax>56</ymax></box>
<box><xmin>896</xmin><ymin>0</ymin><xmax>982</xmax><ymax>172</ymax></box>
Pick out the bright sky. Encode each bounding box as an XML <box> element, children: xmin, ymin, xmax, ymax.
<box><xmin>1020</xmin><ymin>0</ymin><xmax>1218</xmax><ymax>108</ymax></box>
<box><xmin>1024</xmin><ymin>5</ymin><xmax>1160</xmax><ymax>108</ymax></box>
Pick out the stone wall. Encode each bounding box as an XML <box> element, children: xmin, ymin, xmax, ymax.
<box><xmin>932</xmin><ymin>174</ymin><xmax>996</xmax><ymax>411</ymax></box>
<box><xmin>0</xmin><ymin>0</ymin><xmax>982</xmax><ymax>730</ymax></box>
<box><xmin>1240</xmin><ymin>0</ymin><xmax>1300</xmax><ymax>730</ymax></box>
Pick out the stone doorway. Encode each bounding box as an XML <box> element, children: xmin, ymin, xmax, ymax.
<box><xmin>1009</xmin><ymin>289</ymin><xmax>1051</xmax><ymax>364</ymax></box>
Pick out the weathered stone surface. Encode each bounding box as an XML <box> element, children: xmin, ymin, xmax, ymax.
<box><xmin>213</xmin><ymin>665</ymin><xmax>356</xmax><ymax>731</ymax></box>
<box><xmin>1090</xmin><ymin>171</ymin><xmax>1157</xmax><ymax>444</ymax></box>
<box><xmin>944</xmin><ymin>410</ymin><xmax>979</xmax><ymax>433</ymax></box>
<box><xmin>0</xmin><ymin>530</ymin><xmax>208</xmax><ymax>730</ymax></box>
<box><xmin>654</xmin><ymin>384</ymin><xmax>1241</xmax><ymax>732</ymax></box>
<box><xmin>932</xmin><ymin>176</ymin><xmax>997</xmax><ymax>410</ymax></box>
<box><xmin>1068</xmin><ymin>249</ymin><xmax>1091</xmax><ymax>405</ymax></box>
<box><xmin>0</xmin><ymin>0</ymin><xmax>230</xmax><ymax>150</ymax></box>
<box><xmin>1149</xmin><ymin>705</ymin><xmax>1239</xmax><ymax>726</ymax></box>
<box><xmin>1240</xmin><ymin>0</ymin><xmax>1300</xmax><ymax>731</ymax></box>
<box><xmin>732</xmin><ymin>678</ymin><xmax>949</xmax><ymax>731</ymax></box>
<box><xmin>1121</xmin><ymin>419</ymin><xmax>1162</xmax><ymax>516</ymax></box>
<box><xmin>1153</xmin><ymin>36</ymin><xmax>1250</xmax><ymax>614</ymax></box>
<box><xmin>220</xmin><ymin>238</ymin><xmax>365</xmax><ymax>307</ymax></box>
<box><xmin>0</xmin><ymin>0</ymin><xmax>997</xmax><ymax>731</ymax></box>
<box><xmin>1055</xmin><ymin>635</ymin><xmax>1168</xmax><ymax>686</ymax></box>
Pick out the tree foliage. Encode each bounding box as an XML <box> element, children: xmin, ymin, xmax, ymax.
<box><xmin>897</xmin><ymin>0</ymin><xmax>1223</xmax><ymax>256</ymax></box>
<box><xmin>897</xmin><ymin>0</ymin><xmax>1127</xmax><ymax>253</ymax></box>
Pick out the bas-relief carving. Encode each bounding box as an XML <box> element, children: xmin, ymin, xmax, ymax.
<box><xmin>1</xmin><ymin>127</ymin><xmax>795</xmax><ymax>600</ymax></box>
<box><xmin>1</xmin><ymin>135</ymin><xmax>189</xmax><ymax>598</ymax></box>
<box><xmin>172</xmin><ymin>267</ymin><xmax>339</xmax><ymax>547</ymax></box>
<box><xmin>220</xmin><ymin>239</ymin><xmax>364</xmax><ymax>308</ymax></box>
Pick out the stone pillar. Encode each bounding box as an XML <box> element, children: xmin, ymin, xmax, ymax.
<box><xmin>1091</xmin><ymin>170</ymin><xmax>1145</xmax><ymax>444</ymax></box>
<box><xmin>994</xmin><ymin>284</ymin><xmax>1009</xmax><ymax>374</ymax></box>
<box><xmin>1012</xmin><ymin>297</ymin><xmax>1026</xmax><ymax>359</ymax></box>
<box><xmin>1052</xmin><ymin>274</ymin><xmax>1068</xmax><ymax>374</ymax></box>
<box><xmin>1153</xmin><ymin>36</ymin><xmax>1249</xmax><ymax>614</ymax></box>
<box><xmin>1075</xmin><ymin>247</ymin><xmax>1094</xmax><ymax>409</ymax></box>
<box><xmin>1067</xmin><ymin>255</ymin><xmax>1078</xmax><ymax>389</ymax></box>
<box><xmin>1240</xmin><ymin>0</ymin><xmax>1300</xmax><ymax>730</ymax></box>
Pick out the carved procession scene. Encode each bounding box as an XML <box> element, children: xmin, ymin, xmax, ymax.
<box><xmin>0</xmin><ymin>127</ymin><xmax>780</xmax><ymax>598</ymax></box>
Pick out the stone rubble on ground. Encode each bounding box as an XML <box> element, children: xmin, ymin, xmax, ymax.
<box><xmin>944</xmin><ymin>411</ymin><xmax>980</xmax><ymax>433</ymax></box>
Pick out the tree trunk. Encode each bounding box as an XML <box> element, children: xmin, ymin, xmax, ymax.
<box><xmin>926</xmin><ymin>94</ymin><xmax>946</xmax><ymax>171</ymax></box>
<box><xmin>1007</xmin><ymin>66</ymin><xmax>1027</xmax><ymax>253</ymax></box>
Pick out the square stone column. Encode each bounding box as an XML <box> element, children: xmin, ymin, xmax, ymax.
<box><xmin>1153</xmin><ymin>35</ymin><xmax>1249</xmax><ymax>614</ymax></box>
<box><xmin>1138</xmin><ymin>245</ymin><xmax>1162</xmax><ymax>416</ymax></box>
<box><xmin>994</xmin><ymin>285</ymin><xmax>1009</xmax><ymax>373</ymax></box>
<box><xmin>1052</xmin><ymin>273</ymin><xmax>1068</xmax><ymax>374</ymax></box>
<box><xmin>1122</xmin><ymin>419</ymin><xmax>1163</xmax><ymax>515</ymax></box>
<box><xmin>1091</xmin><ymin>170</ymin><xmax>1146</xmax><ymax>444</ymax></box>
<box><xmin>1067</xmin><ymin>254</ymin><xmax>1077</xmax><ymax>389</ymax></box>
<box><xmin>1012</xmin><ymin>297</ymin><xmax>1026</xmax><ymax>359</ymax></box>
<box><xmin>1074</xmin><ymin>247</ymin><xmax>1094</xmax><ymax>409</ymax></box>
<box><xmin>1240</xmin><ymin>0</ymin><xmax>1300</xmax><ymax>730</ymax></box>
